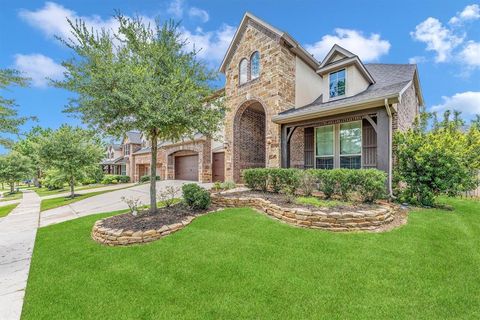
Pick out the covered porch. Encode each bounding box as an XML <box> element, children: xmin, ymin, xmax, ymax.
<box><xmin>279</xmin><ymin>108</ymin><xmax>391</xmax><ymax>175</ymax></box>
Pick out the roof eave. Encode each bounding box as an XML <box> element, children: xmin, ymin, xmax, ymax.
<box><xmin>272</xmin><ymin>94</ymin><xmax>401</xmax><ymax>124</ymax></box>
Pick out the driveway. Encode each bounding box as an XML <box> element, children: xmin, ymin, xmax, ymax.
<box><xmin>40</xmin><ymin>180</ymin><xmax>212</xmax><ymax>227</ymax></box>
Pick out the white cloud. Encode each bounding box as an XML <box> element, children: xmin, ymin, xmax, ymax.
<box><xmin>19</xmin><ymin>2</ymin><xmax>154</xmax><ymax>41</ymax></box>
<box><xmin>14</xmin><ymin>54</ymin><xmax>65</xmax><ymax>88</ymax></box>
<box><xmin>410</xmin><ymin>17</ymin><xmax>464</xmax><ymax>62</ymax></box>
<box><xmin>188</xmin><ymin>7</ymin><xmax>209</xmax><ymax>23</ymax></box>
<box><xmin>460</xmin><ymin>41</ymin><xmax>480</xmax><ymax>68</ymax></box>
<box><xmin>167</xmin><ymin>0</ymin><xmax>184</xmax><ymax>18</ymax></box>
<box><xmin>408</xmin><ymin>56</ymin><xmax>427</xmax><ymax>64</ymax></box>
<box><xmin>449</xmin><ymin>4</ymin><xmax>480</xmax><ymax>24</ymax></box>
<box><xmin>180</xmin><ymin>24</ymin><xmax>235</xmax><ymax>64</ymax></box>
<box><xmin>305</xmin><ymin>28</ymin><xmax>390</xmax><ymax>62</ymax></box>
<box><xmin>431</xmin><ymin>91</ymin><xmax>480</xmax><ymax>116</ymax></box>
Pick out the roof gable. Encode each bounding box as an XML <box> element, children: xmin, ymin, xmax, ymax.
<box><xmin>219</xmin><ymin>12</ymin><xmax>319</xmax><ymax>73</ymax></box>
<box><xmin>319</xmin><ymin>44</ymin><xmax>355</xmax><ymax>68</ymax></box>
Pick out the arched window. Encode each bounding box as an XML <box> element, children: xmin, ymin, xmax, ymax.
<box><xmin>239</xmin><ymin>58</ymin><xmax>248</xmax><ymax>85</ymax></box>
<box><xmin>250</xmin><ymin>51</ymin><xmax>260</xmax><ymax>79</ymax></box>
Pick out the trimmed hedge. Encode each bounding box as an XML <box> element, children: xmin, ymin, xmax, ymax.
<box><xmin>139</xmin><ymin>175</ymin><xmax>161</xmax><ymax>183</ymax></box>
<box><xmin>101</xmin><ymin>175</ymin><xmax>130</xmax><ymax>184</ymax></box>
<box><xmin>242</xmin><ymin>168</ymin><xmax>386</xmax><ymax>203</ymax></box>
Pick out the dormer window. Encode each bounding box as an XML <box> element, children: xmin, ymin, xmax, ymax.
<box><xmin>239</xmin><ymin>59</ymin><xmax>248</xmax><ymax>85</ymax></box>
<box><xmin>329</xmin><ymin>69</ymin><xmax>346</xmax><ymax>98</ymax></box>
<box><xmin>250</xmin><ymin>51</ymin><xmax>260</xmax><ymax>79</ymax></box>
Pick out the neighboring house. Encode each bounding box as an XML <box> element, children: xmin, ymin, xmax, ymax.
<box><xmin>109</xmin><ymin>12</ymin><xmax>424</xmax><ymax>192</ymax></box>
<box><xmin>101</xmin><ymin>143</ymin><xmax>126</xmax><ymax>175</ymax></box>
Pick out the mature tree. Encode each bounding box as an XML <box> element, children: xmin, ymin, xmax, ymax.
<box><xmin>54</xmin><ymin>15</ymin><xmax>225</xmax><ymax>212</ymax></box>
<box><xmin>38</xmin><ymin>125</ymin><xmax>104</xmax><ymax>198</ymax></box>
<box><xmin>0</xmin><ymin>69</ymin><xmax>32</xmax><ymax>147</ymax></box>
<box><xmin>13</xmin><ymin>126</ymin><xmax>52</xmax><ymax>187</ymax></box>
<box><xmin>394</xmin><ymin>110</ymin><xmax>480</xmax><ymax>206</ymax></box>
<box><xmin>0</xmin><ymin>152</ymin><xmax>33</xmax><ymax>193</ymax></box>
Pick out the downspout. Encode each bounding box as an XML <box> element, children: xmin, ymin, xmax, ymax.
<box><xmin>384</xmin><ymin>98</ymin><xmax>394</xmax><ymax>198</ymax></box>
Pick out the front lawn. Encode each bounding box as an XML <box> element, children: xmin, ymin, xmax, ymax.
<box><xmin>0</xmin><ymin>191</ymin><xmax>23</xmax><ymax>202</ymax></box>
<box><xmin>0</xmin><ymin>203</ymin><xmax>18</xmax><ymax>218</ymax></box>
<box><xmin>23</xmin><ymin>198</ymin><xmax>480</xmax><ymax>319</ymax></box>
<box><xmin>40</xmin><ymin>190</ymin><xmax>115</xmax><ymax>212</ymax></box>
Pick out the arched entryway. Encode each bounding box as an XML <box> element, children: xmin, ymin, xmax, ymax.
<box><xmin>233</xmin><ymin>100</ymin><xmax>266</xmax><ymax>182</ymax></box>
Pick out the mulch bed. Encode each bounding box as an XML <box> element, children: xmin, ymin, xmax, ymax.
<box><xmin>219</xmin><ymin>190</ymin><xmax>379</xmax><ymax>213</ymax></box>
<box><xmin>102</xmin><ymin>204</ymin><xmax>213</xmax><ymax>231</ymax></box>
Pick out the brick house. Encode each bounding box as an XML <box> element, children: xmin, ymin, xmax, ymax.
<box><xmin>104</xmin><ymin>12</ymin><xmax>424</xmax><ymax>193</ymax></box>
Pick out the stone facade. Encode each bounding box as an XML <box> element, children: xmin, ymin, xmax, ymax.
<box><xmin>223</xmin><ymin>19</ymin><xmax>296</xmax><ymax>182</ymax></box>
<box><xmin>393</xmin><ymin>83</ymin><xmax>418</xmax><ymax>132</ymax></box>
<box><xmin>211</xmin><ymin>194</ymin><xmax>395</xmax><ymax>232</ymax></box>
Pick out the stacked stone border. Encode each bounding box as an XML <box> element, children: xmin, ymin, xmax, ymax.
<box><xmin>211</xmin><ymin>194</ymin><xmax>395</xmax><ymax>232</ymax></box>
<box><xmin>92</xmin><ymin>215</ymin><xmax>198</xmax><ymax>246</ymax></box>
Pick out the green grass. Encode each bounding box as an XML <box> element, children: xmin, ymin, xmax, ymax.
<box><xmin>34</xmin><ymin>184</ymin><xmax>124</xmax><ymax>197</ymax></box>
<box><xmin>0</xmin><ymin>203</ymin><xmax>18</xmax><ymax>217</ymax></box>
<box><xmin>295</xmin><ymin>196</ymin><xmax>351</xmax><ymax>208</ymax></box>
<box><xmin>40</xmin><ymin>190</ymin><xmax>115</xmax><ymax>212</ymax></box>
<box><xmin>0</xmin><ymin>191</ymin><xmax>23</xmax><ymax>202</ymax></box>
<box><xmin>23</xmin><ymin>198</ymin><xmax>480</xmax><ymax>319</ymax></box>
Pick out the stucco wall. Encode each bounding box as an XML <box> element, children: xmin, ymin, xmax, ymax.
<box><xmin>295</xmin><ymin>56</ymin><xmax>322</xmax><ymax>107</ymax></box>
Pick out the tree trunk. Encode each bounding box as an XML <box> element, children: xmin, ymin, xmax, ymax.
<box><xmin>10</xmin><ymin>183</ymin><xmax>14</xmax><ymax>193</ymax></box>
<box><xmin>70</xmin><ymin>176</ymin><xmax>75</xmax><ymax>198</ymax></box>
<box><xmin>150</xmin><ymin>132</ymin><xmax>158</xmax><ymax>213</ymax></box>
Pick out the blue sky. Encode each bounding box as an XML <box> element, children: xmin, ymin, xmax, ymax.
<box><xmin>1</xmin><ymin>0</ymin><xmax>479</xmax><ymax>153</ymax></box>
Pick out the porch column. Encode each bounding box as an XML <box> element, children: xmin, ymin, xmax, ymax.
<box><xmin>376</xmin><ymin>109</ymin><xmax>391</xmax><ymax>190</ymax></box>
<box><xmin>281</xmin><ymin>125</ymin><xmax>289</xmax><ymax>168</ymax></box>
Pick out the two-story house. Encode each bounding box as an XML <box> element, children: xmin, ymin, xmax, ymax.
<box><xmin>106</xmin><ymin>12</ymin><xmax>423</xmax><ymax>195</ymax></box>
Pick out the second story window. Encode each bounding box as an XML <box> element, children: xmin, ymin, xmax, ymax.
<box><xmin>125</xmin><ymin>144</ymin><xmax>130</xmax><ymax>155</ymax></box>
<box><xmin>329</xmin><ymin>69</ymin><xmax>346</xmax><ymax>98</ymax></box>
<box><xmin>250</xmin><ymin>51</ymin><xmax>260</xmax><ymax>79</ymax></box>
<box><xmin>239</xmin><ymin>59</ymin><xmax>248</xmax><ymax>85</ymax></box>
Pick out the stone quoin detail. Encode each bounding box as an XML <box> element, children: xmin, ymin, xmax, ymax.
<box><xmin>211</xmin><ymin>194</ymin><xmax>395</xmax><ymax>232</ymax></box>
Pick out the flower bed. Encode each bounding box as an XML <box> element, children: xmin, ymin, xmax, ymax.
<box><xmin>212</xmin><ymin>191</ymin><xmax>401</xmax><ymax>232</ymax></box>
<box><xmin>92</xmin><ymin>204</ymin><xmax>212</xmax><ymax>246</ymax></box>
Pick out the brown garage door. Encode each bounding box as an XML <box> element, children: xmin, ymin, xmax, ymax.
<box><xmin>175</xmin><ymin>155</ymin><xmax>199</xmax><ymax>181</ymax></box>
<box><xmin>212</xmin><ymin>152</ymin><xmax>225</xmax><ymax>182</ymax></box>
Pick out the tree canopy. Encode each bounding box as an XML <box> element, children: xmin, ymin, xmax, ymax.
<box><xmin>38</xmin><ymin>125</ymin><xmax>104</xmax><ymax>198</ymax></box>
<box><xmin>0</xmin><ymin>152</ymin><xmax>33</xmax><ymax>193</ymax></box>
<box><xmin>0</xmin><ymin>69</ymin><xmax>32</xmax><ymax>147</ymax></box>
<box><xmin>54</xmin><ymin>14</ymin><xmax>225</xmax><ymax>211</ymax></box>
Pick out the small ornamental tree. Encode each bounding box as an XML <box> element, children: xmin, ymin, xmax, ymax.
<box><xmin>0</xmin><ymin>69</ymin><xmax>33</xmax><ymax>147</ymax></box>
<box><xmin>38</xmin><ymin>125</ymin><xmax>104</xmax><ymax>198</ymax></box>
<box><xmin>53</xmin><ymin>14</ymin><xmax>225</xmax><ymax>212</ymax></box>
<box><xmin>0</xmin><ymin>152</ymin><xmax>33</xmax><ymax>193</ymax></box>
<box><xmin>13</xmin><ymin>126</ymin><xmax>52</xmax><ymax>187</ymax></box>
<box><xmin>394</xmin><ymin>110</ymin><xmax>480</xmax><ymax>206</ymax></box>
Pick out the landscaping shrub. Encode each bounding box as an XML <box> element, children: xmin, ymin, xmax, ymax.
<box><xmin>312</xmin><ymin>170</ymin><xmax>336</xmax><ymax>199</ymax></box>
<box><xmin>221</xmin><ymin>180</ymin><xmax>236</xmax><ymax>190</ymax></box>
<box><xmin>243</xmin><ymin>168</ymin><xmax>269</xmax><ymax>191</ymax></box>
<box><xmin>298</xmin><ymin>170</ymin><xmax>316</xmax><ymax>196</ymax></box>
<box><xmin>182</xmin><ymin>183</ymin><xmax>211</xmax><ymax>209</ymax></box>
<box><xmin>267</xmin><ymin>168</ymin><xmax>283</xmax><ymax>193</ymax></box>
<box><xmin>353</xmin><ymin>169</ymin><xmax>387</xmax><ymax>203</ymax></box>
<box><xmin>394</xmin><ymin>111</ymin><xmax>480</xmax><ymax>206</ymax></box>
<box><xmin>102</xmin><ymin>175</ymin><xmax>130</xmax><ymax>184</ymax></box>
<box><xmin>335</xmin><ymin>169</ymin><xmax>355</xmax><ymax>200</ymax></box>
<box><xmin>157</xmin><ymin>186</ymin><xmax>179</xmax><ymax>207</ymax></box>
<box><xmin>139</xmin><ymin>175</ymin><xmax>160</xmax><ymax>183</ymax></box>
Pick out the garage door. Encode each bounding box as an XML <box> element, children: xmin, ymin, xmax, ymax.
<box><xmin>212</xmin><ymin>152</ymin><xmax>225</xmax><ymax>182</ymax></box>
<box><xmin>175</xmin><ymin>155</ymin><xmax>199</xmax><ymax>181</ymax></box>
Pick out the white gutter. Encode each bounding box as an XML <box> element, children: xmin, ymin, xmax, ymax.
<box><xmin>384</xmin><ymin>98</ymin><xmax>394</xmax><ymax>198</ymax></box>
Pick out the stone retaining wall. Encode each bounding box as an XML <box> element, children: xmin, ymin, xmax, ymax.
<box><xmin>92</xmin><ymin>215</ymin><xmax>196</xmax><ymax>246</ymax></box>
<box><xmin>211</xmin><ymin>194</ymin><xmax>394</xmax><ymax>232</ymax></box>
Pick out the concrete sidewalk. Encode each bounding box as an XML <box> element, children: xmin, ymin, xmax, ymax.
<box><xmin>0</xmin><ymin>190</ymin><xmax>41</xmax><ymax>320</ymax></box>
<box><xmin>40</xmin><ymin>180</ymin><xmax>212</xmax><ymax>227</ymax></box>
